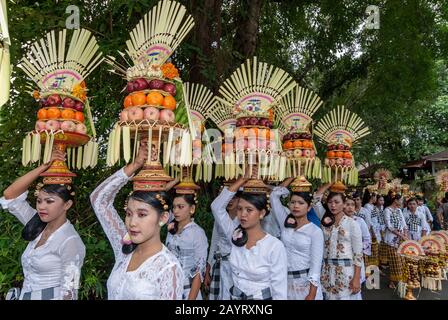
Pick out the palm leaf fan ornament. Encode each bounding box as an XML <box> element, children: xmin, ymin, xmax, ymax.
<box><xmin>273</xmin><ymin>84</ymin><xmax>323</xmax><ymax>182</ymax></box>
<box><xmin>0</xmin><ymin>0</ymin><xmax>11</xmax><ymax>108</ymax></box>
<box><xmin>215</xmin><ymin>56</ymin><xmax>296</xmax><ymax>190</ymax></box>
<box><xmin>19</xmin><ymin>28</ymin><xmax>103</xmax><ymax>184</ymax></box>
<box><xmin>315</xmin><ymin>105</ymin><xmax>370</xmax><ymax>186</ymax></box>
<box><xmin>105</xmin><ymin>0</ymin><xmax>194</xmax><ymax>80</ymax></box>
<box><xmin>180</xmin><ymin>82</ymin><xmax>216</xmax><ymax>182</ymax></box>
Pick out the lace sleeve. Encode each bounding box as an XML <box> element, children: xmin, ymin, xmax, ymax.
<box><xmin>189</xmin><ymin>228</ymin><xmax>208</xmax><ymax>282</ymax></box>
<box><xmin>270</xmin><ymin>186</ymin><xmax>290</xmax><ymax>229</ymax></box>
<box><xmin>158</xmin><ymin>263</ymin><xmax>185</xmax><ymax>300</ymax></box>
<box><xmin>210</xmin><ymin>187</ymin><xmax>238</xmax><ymax>242</ymax></box>
<box><xmin>90</xmin><ymin>168</ymin><xmax>130</xmax><ymax>260</ymax></box>
<box><xmin>0</xmin><ymin>191</ymin><xmax>36</xmax><ymax>225</ymax></box>
<box><xmin>58</xmin><ymin>236</ymin><xmax>86</xmax><ymax>300</ymax></box>
<box><xmin>350</xmin><ymin>219</ymin><xmax>364</xmax><ymax>267</ymax></box>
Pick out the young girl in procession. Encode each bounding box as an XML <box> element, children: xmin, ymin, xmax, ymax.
<box><xmin>343</xmin><ymin>195</ymin><xmax>371</xmax><ymax>287</ymax></box>
<box><xmin>1</xmin><ymin>150</ymin><xmax>85</xmax><ymax>300</ymax></box>
<box><xmin>320</xmin><ymin>190</ymin><xmax>363</xmax><ymax>300</ymax></box>
<box><xmin>383</xmin><ymin>193</ymin><xmax>408</xmax><ymax>289</ymax></box>
<box><xmin>205</xmin><ymin>187</ymin><xmax>240</xmax><ymax>300</ymax></box>
<box><xmin>210</xmin><ymin>173</ymin><xmax>288</xmax><ymax>300</ymax></box>
<box><xmin>90</xmin><ymin>140</ymin><xmax>184</xmax><ymax>300</ymax></box>
<box><xmin>372</xmin><ymin>195</ymin><xmax>388</xmax><ymax>270</ymax></box>
<box><xmin>363</xmin><ymin>191</ymin><xmax>382</xmax><ymax>268</ymax></box>
<box><xmin>402</xmin><ymin>197</ymin><xmax>429</xmax><ymax>241</ymax></box>
<box><xmin>166</xmin><ymin>189</ymin><xmax>208</xmax><ymax>300</ymax></box>
<box><xmin>416</xmin><ymin>195</ymin><xmax>433</xmax><ymax>230</ymax></box>
<box><xmin>269</xmin><ymin>177</ymin><xmax>324</xmax><ymax>300</ymax></box>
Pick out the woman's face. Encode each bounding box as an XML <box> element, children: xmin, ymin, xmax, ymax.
<box><xmin>36</xmin><ymin>191</ymin><xmax>72</xmax><ymax>223</ymax></box>
<box><xmin>377</xmin><ymin>197</ymin><xmax>384</xmax><ymax>207</ymax></box>
<box><xmin>344</xmin><ymin>199</ymin><xmax>356</xmax><ymax>216</ymax></box>
<box><xmin>172</xmin><ymin>197</ymin><xmax>194</xmax><ymax>223</ymax></box>
<box><xmin>288</xmin><ymin>195</ymin><xmax>309</xmax><ymax>219</ymax></box>
<box><xmin>237</xmin><ymin>198</ymin><xmax>265</xmax><ymax>229</ymax></box>
<box><xmin>394</xmin><ymin>197</ymin><xmax>403</xmax><ymax>207</ymax></box>
<box><xmin>328</xmin><ymin>194</ymin><xmax>345</xmax><ymax>215</ymax></box>
<box><xmin>125</xmin><ymin>198</ymin><xmax>166</xmax><ymax>244</ymax></box>
<box><xmin>407</xmin><ymin>201</ymin><xmax>417</xmax><ymax>212</ymax></box>
<box><xmin>353</xmin><ymin>197</ymin><xmax>362</xmax><ymax>208</ymax></box>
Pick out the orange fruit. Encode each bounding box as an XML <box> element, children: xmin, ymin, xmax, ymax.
<box><xmin>131</xmin><ymin>92</ymin><xmax>147</xmax><ymax>106</ymax></box>
<box><xmin>37</xmin><ymin>108</ymin><xmax>47</xmax><ymax>120</ymax></box>
<box><xmin>327</xmin><ymin>151</ymin><xmax>336</xmax><ymax>158</ymax></box>
<box><xmin>283</xmin><ymin>140</ymin><xmax>293</xmax><ymax>149</ymax></box>
<box><xmin>343</xmin><ymin>151</ymin><xmax>352</xmax><ymax>159</ymax></box>
<box><xmin>293</xmin><ymin>140</ymin><xmax>303</xmax><ymax>148</ymax></box>
<box><xmin>335</xmin><ymin>151</ymin><xmax>344</xmax><ymax>158</ymax></box>
<box><xmin>75</xmin><ymin>111</ymin><xmax>85</xmax><ymax>122</ymax></box>
<box><xmin>46</xmin><ymin>108</ymin><xmax>61</xmax><ymax>119</ymax></box>
<box><xmin>162</xmin><ymin>95</ymin><xmax>176</xmax><ymax>110</ymax></box>
<box><xmin>302</xmin><ymin>140</ymin><xmax>313</xmax><ymax>148</ymax></box>
<box><xmin>61</xmin><ymin>109</ymin><xmax>75</xmax><ymax>119</ymax></box>
<box><xmin>124</xmin><ymin>95</ymin><xmax>133</xmax><ymax>108</ymax></box>
<box><xmin>146</xmin><ymin>92</ymin><xmax>164</xmax><ymax>106</ymax></box>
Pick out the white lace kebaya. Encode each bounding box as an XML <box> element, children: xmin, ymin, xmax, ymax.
<box><xmin>0</xmin><ymin>191</ymin><xmax>85</xmax><ymax>300</ymax></box>
<box><xmin>90</xmin><ymin>168</ymin><xmax>184</xmax><ymax>300</ymax></box>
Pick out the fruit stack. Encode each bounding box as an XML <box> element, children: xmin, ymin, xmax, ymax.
<box><xmin>281</xmin><ymin>132</ymin><xmax>316</xmax><ymax>160</ymax></box>
<box><xmin>315</xmin><ymin>105</ymin><xmax>370</xmax><ymax>186</ymax></box>
<box><xmin>36</xmin><ymin>92</ymin><xmax>88</xmax><ymax>135</ymax></box>
<box><xmin>324</xmin><ymin>142</ymin><xmax>353</xmax><ymax>168</ymax></box>
<box><xmin>18</xmin><ymin>28</ymin><xmax>102</xmax><ymax>183</ymax></box>
<box><xmin>233</xmin><ymin>110</ymin><xmax>275</xmax><ymax>152</ymax></box>
<box><xmin>119</xmin><ymin>69</ymin><xmax>179</xmax><ymax>124</ymax></box>
<box><xmin>105</xmin><ymin>0</ymin><xmax>195</xmax><ymax>191</ymax></box>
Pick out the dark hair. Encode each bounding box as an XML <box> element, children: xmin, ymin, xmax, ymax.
<box><xmin>23</xmin><ymin>184</ymin><xmax>75</xmax><ymax>241</ymax></box>
<box><xmin>407</xmin><ymin>197</ymin><xmax>417</xmax><ymax>205</ymax></box>
<box><xmin>284</xmin><ymin>192</ymin><xmax>312</xmax><ymax>228</ymax></box>
<box><xmin>238</xmin><ymin>192</ymin><xmax>270</xmax><ymax>216</ymax></box>
<box><xmin>173</xmin><ymin>193</ymin><xmax>196</xmax><ymax>207</ymax></box>
<box><xmin>327</xmin><ymin>192</ymin><xmax>346</xmax><ymax>203</ymax></box>
<box><xmin>375</xmin><ymin>195</ymin><xmax>384</xmax><ymax>205</ymax></box>
<box><xmin>445</xmin><ymin>192</ymin><xmax>448</xmax><ymax>201</ymax></box>
<box><xmin>231</xmin><ymin>225</ymin><xmax>248</xmax><ymax>247</ymax></box>
<box><xmin>290</xmin><ymin>192</ymin><xmax>312</xmax><ymax>206</ymax></box>
<box><xmin>415</xmin><ymin>195</ymin><xmax>423</xmax><ymax>201</ymax></box>
<box><xmin>352</xmin><ymin>191</ymin><xmax>361</xmax><ymax>200</ymax></box>
<box><xmin>122</xmin><ymin>191</ymin><xmax>171</xmax><ymax>254</ymax></box>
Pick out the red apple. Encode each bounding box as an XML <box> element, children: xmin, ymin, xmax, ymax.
<box><xmin>47</xmin><ymin>94</ymin><xmax>62</xmax><ymax>106</ymax></box>
<box><xmin>292</xmin><ymin>133</ymin><xmax>300</xmax><ymax>140</ymax></box>
<box><xmin>310</xmin><ymin>150</ymin><xmax>316</xmax><ymax>158</ymax></box>
<box><xmin>337</xmin><ymin>144</ymin><xmax>345</xmax><ymax>150</ymax></box>
<box><xmin>283</xmin><ymin>133</ymin><xmax>291</xmax><ymax>141</ymax></box>
<box><xmin>39</xmin><ymin>98</ymin><xmax>48</xmax><ymax>108</ymax></box>
<box><xmin>127</xmin><ymin>107</ymin><xmax>144</xmax><ymax>121</ymax></box>
<box><xmin>62</xmin><ymin>97</ymin><xmax>76</xmax><ymax>109</ymax></box>
<box><xmin>149</xmin><ymin>79</ymin><xmax>165</xmax><ymax>90</ymax></box>
<box><xmin>328</xmin><ymin>145</ymin><xmax>336</xmax><ymax>151</ymax></box>
<box><xmin>35</xmin><ymin>120</ymin><xmax>47</xmax><ymax>131</ymax></box>
<box><xmin>329</xmin><ymin>158</ymin><xmax>336</xmax><ymax>167</ymax></box>
<box><xmin>134</xmin><ymin>78</ymin><xmax>149</xmax><ymax>91</ymax></box>
<box><xmin>344</xmin><ymin>159</ymin><xmax>353</xmax><ymax>167</ymax></box>
<box><xmin>45</xmin><ymin>120</ymin><xmax>60</xmax><ymax>131</ymax></box>
<box><xmin>336</xmin><ymin>158</ymin><xmax>344</xmax><ymax>166</ymax></box>
<box><xmin>248</xmin><ymin>117</ymin><xmax>259</xmax><ymax>126</ymax></box>
<box><xmin>159</xmin><ymin>109</ymin><xmax>175</xmax><ymax>122</ymax></box>
<box><xmin>266</xmin><ymin>120</ymin><xmax>273</xmax><ymax>128</ymax></box>
<box><xmin>286</xmin><ymin>150</ymin><xmax>293</xmax><ymax>158</ymax></box>
<box><xmin>61</xmin><ymin>120</ymin><xmax>76</xmax><ymax>132</ymax></box>
<box><xmin>74</xmin><ymin>100</ymin><xmax>84</xmax><ymax>112</ymax></box>
<box><xmin>303</xmin><ymin>149</ymin><xmax>311</xmax><ymax>158</ymax></box>
<box><xmin>75</xmin><ymin>123</ymin><xmax>87</xmax><ymax>134</ymax></box>
<box><xmin>144</xmin><ymin>107</ymin><xmax>160</xmax><ymax>121</ymax></box>
<box><xmin>259</xmin><ymin>118</ymin><xmax>269</xmax><ymax>127</ymax></box>
<box><xmin>163</xmin><ymin>83</ymin><xmax>176</xmax><ymax>96</ymax></box>
<box><xmin>119</xmin><ymin>109</ymin><xmax>129</xmax><ymax>122</ymax></box>
<box><xmin>126</xmin><ymin>82</ymin><xmax>135</xmax><ymax>93</ymax></box>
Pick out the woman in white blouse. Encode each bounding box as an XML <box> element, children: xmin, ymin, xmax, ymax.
<box><xmin>269</xmin><ymin>177</ymin><xmax>324</xmax><ymax>300</ymax></box>
<box><xmin>320</xmin><ymin>191</ymin><xmax>363</xmax><ymax>300</ymax></box>
<box><xmin>0</xmin><ymin>150</ymin><xmax>85</xmax><ymax>300</ymax></box>
<box><xmin>402</xmin><ymin>197</ymin><xmax>428</xmax><ymax>241</ymax></box>
<box><xmin>90</xmin><ymin>140</ymin><xmax>184</xmax><ymax>300</ymax></box>
<box><xmin>166</xmin><ymin>193</ymin><xmax>208</xmax><ymax>300</ymax></box>
<box><xmin>210</xmin><ymin>175</ymin><xmax>288</xmax><ymax>300</ymax></box>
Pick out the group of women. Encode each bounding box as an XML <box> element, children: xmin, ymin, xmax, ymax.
<box><xmin>0</xmin><ymin>143</ymin><xmax>435</xmax><ymax>300</ymax></box>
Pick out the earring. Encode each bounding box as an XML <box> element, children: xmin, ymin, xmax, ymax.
<box><xmin>159</xmin><ymin>221</ymin><xmax>165</xmax><ymax>227</ymax></box>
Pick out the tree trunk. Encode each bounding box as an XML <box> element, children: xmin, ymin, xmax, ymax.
<box><xmin>232</xmin><ymin>0</ymin><xmax>263</xmax><ymax>62</ymax></box>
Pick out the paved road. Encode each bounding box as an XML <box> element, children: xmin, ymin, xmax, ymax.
<box><xmin>362</xmin><ymin>267</ymin><xmax>448</xmax><ymax>300</ymax></box>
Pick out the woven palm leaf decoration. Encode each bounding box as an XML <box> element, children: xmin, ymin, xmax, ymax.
<box><xmin>374</xmin><ymin>168</ymin><xmax>392</xmax><ymax>195</ymax></box>
<box><xmin>213</xmin><ymin>56</ymin><xmax>296</xmax><ymax>189</ymax></box>
<box><xmin>0</xmin><ymin>0</ymin><xmax>11</xmax><ymax>108</ymax></box>
<box><xmin>105</xmin><ymin>0</ymin><xmax>196</xmax><ymax>191</ymax></box>
<box><xmin>315</xmin><ymin>105</ymin><xmax>370</xmax><ymax>185</ymax></box>
<box><xmin>274</xmin><ymin>84</ymin><xmax>323</xmax><ymax>181</ymax></box>
<box><xmin>19</xmin><ymin>28</ymin><xmax>103</xmax><ymax>184</ymax></box>
<box><xmin>179</xmin><ymin>82</ymin><xmax>216</xmax><ymax>183</ymax></box>
<box><xmin>435</xmin><ymin>169</ymin><xmax>448</xmax><ymax>197</ymax></box>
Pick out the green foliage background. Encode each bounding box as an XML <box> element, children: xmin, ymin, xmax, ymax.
<box><xmin>0</xmin><ymin>0</ymin><xmax>447</xmax><ymax>299</ymax></box>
